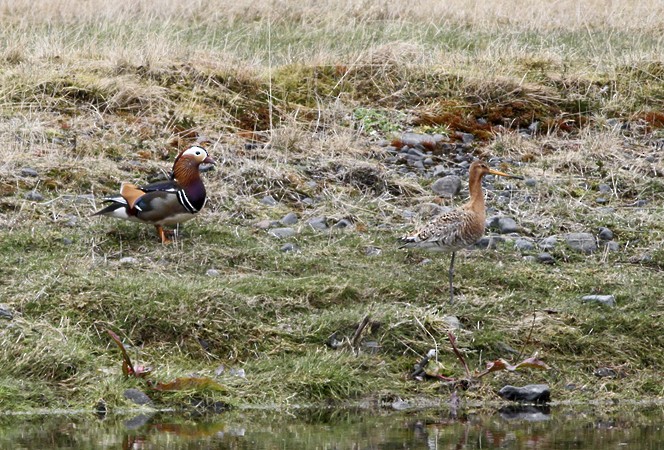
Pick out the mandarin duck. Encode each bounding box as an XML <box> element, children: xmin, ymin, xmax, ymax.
<box><xmin>399</xmin><ymin>160</ymin><xmax>522</xmax><ymax>303</ymax></box>
<box><xmin>94</xmin><ymin>145</ymin><xmax>215</xmax><ymax>243</ymax></box>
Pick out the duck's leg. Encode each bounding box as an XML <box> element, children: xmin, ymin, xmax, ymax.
<box><xmin>448</xmin><ymin>251</ymin><xmax>456</xmax><ymax>303</ymax></box>
<box><xmin>155</xmin><ymin>225</ymin><xmax>172</xmax><ymax>244</ymax></box>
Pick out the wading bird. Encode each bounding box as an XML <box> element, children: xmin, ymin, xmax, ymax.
<box><xmin>399</xmin><ymin>160</ymin><xmax>522</xmax><ymax>303</ymax></box>
<box><xmin>94</xmin><ymin>145</ymin><xmax>215</xmax><ymax>244</ymax></box>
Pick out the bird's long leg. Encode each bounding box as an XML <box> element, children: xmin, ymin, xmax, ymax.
<box><xmin>155</xmin><ymin>225</ymin><xmax>172</xmax><ymax>245</ymax></box>
<box><xmin>448</xmin><ymin>251</ymin><xmax>456</xmax><ymax>304</ymax></box>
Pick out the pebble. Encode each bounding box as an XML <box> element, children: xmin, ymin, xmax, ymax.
<box><xmin>443</xmin><ymin>316</ymin><xmax>461</xmax><ymax>330</ymax></box>
<box><xmin>280</xmin><ymin>243</ymin><xmax>299</xmax><ymax>253</ymax></box>
<box><xmin>564</xmin><ymin>232</ymin><xmax>597</xmax><ymax>253</ymax></box>
<box><xmin>206</xmin><ymin>269</ymin><xmax>220</xmax><ymax>277</ymax></box>
<box><xmin>431</xmin><ymin>175</ymin><xmax>462</xmax><ymax>198</ymax></box>
<box><xmin>598</xmin><ymin>227</ymin><xmax>614</xmax><ymax>241</ymax></box>
<box><xmin>594</xmin><ymin>367</ymin><xmax>618</xmax><ymax>378</ymax></box>
<box><xmin>268</xmin><ymin>227</ymin><xmax>296</xmax><ymax>239</ymax></box>
<box><xmin>539</xmin><ymin>236</ymin><xmax>557</xmax><ymax>250</ymax></box>
<box><xmin>254</xmin><ymin>219</ymin><xmax>279</xmax><ymax>230</ymax></box>
<box><xmin>604</xmin><ymin>241</ymin><xmax>620</xmax><ymax>252</ymax></box>
<box><xmin>260</xmin><ymin>195</ymin><xmax>278</xmax><ymax>206</ymax></box>
<box><xmin>62</xmin><ymin>237</ymin><xmax>74</xmax><ymax>246</ymax></box>
<box><xmin>476</xmin><ymin>235</ymin><xmax>505</xmax><ymax>249</ymax></box>
<box><xmin>598</xmin><ymin>183</ymin><xmax>612</xmax><ymax>193</ymax></box>
<box><xmin>581</xmin><ymin>294</ymin><xmax>616</xmax><ymax>307</ymax></box>
<box><xmin>20</xmin><ymin>167</ymin><xmax>39</xmax><ymax>177</ymax></box>
<box><xmin>364</xmin><ymin>246</ymin><xmax>381</xmax><ymax>256</ymax></box>
<box><xmin>455</xmin><ymin>131</ymin><xmax>475</xmax><ymax>144</ymax></box>
<box><xmin>123</xmin><ymin>388</ymin><xmax>152</xmax><ymax>406</ymax></box>
<box><xmin>119</xmin><ymin>257</ymin><xmax>139</xmax><ymax>265</ymax></box>
<box><xmin>24</xmin><ymin>190</ymin><xmax>44</xmax><ymax>201</ymax></box>
<box><xmin>497</xmin><ymin>217</ymin><xmax>519</xmax><ymax>234</ymax></box>
<box><xmin>307</xmin><ymin>217</ymin><xmax>328</xmax><ymax>231</ymax></box>
<box><xmin>537</xmin><ymin>253</ymin><xmax>555</xmax><ymax>264</ymax></box>
<box><xmin>498</xmin><ymin>384</ymin><xmax>550</xmax><ymax>404</ymax></box>
<box><xmin>514</xmin><ymin>238</ymin><xmax>535</xmax><ymax>251</ymax></box>
<box><xmin>524</xmin><ymin>178</ymin><xmax>537</xmax><ymax>187</ymax></box>
<box><xmin>332</xmin><ymin>219</ymin><xmax>353</xmax><ymax>229</ymax></box>
<box><xmin>280</xmin><ymin>212</ymin><xmax>298</xmax><ymax>225</ymax></box>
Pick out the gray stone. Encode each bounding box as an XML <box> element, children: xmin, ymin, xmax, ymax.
<box><xmin>431</xmin><ymin>175</ymin><xmax>462</xmax><ymax>198</ymax></box>
<box><xmin>260</xmin><ymin>195</ymin><xmax>278</xmax><ymax>206</ymax></box>
<box><xmin>254</xmin><ymin>219</ymin><xmax>279</xmax><ymax>230</ymax></box>
<box><xmin>399</xmin><ymin>133</ymin><xmax>436</xmax><ymax>149</ymax></box>
<box><xmin>604</xmin><ymin>241</ymin><xmax>620</xmax><ymax>252</ymax></box>
<box><xmin>539</xmin><ymin>236</ymin><xmax>557</xmax><ymax>250</ymax></box>
<box><xmin>280</xmin><ymin>212</ymin><xmax>298</xmax><ymax>225</ymax></box>
<box><xmin>443</xmin><ymin>316</ymin><xmax>461</xmax><ymax>330</ymax></box>
<box><xmin>594</xmin><ymin>367</ymin><xmax>618</xmax><ymax>378</ymax></box>
<box><xmin>598</xmin><ymin>227</ymin><xmax>613</xmax><ymax>241</ymax></box>
<box><xmin>62</xmin><ymin>238</ymin><xmax>74</xmax><ymax>246</ymax></box>
<box><xmin>498</xmin><ymin>384</ymin><xmax>550</xmax><ymax>404</ymax></box>
<box><xmin>476</xmin><ymin>235</ymin><xmax>505</xmax><ymax>249</ymax></box>
<box><xmin>307</xmin><ymin>217</ymin><xmax>328</xmax><ymax>231</ymax></box>
<box><xmin>364</xmin><ymin>246</ymin><xmax>381</xmax><ymax>256</ymax></box>
<box><xmin>119</xmin><ymin>257</ymin><xmax>139</xmax><ymax>265</ymax></box>
<box><xmin>596</xmin><ymin>197</ymin><xmax>608</xmax><ymax>204</ymax></box>
<box><xmin>455</xmin><ymin>131</ymin><xmax>475</xmax><ymax>144</ymax></box>
<box><xmin>268</xmin><ymin>227</ymin><xmax>296</xmax><ymax>239</ymax></box>
<box><xmin>537</xmin><ymin>253</ymin><xmax>555</xmax><ymax>264</ymax></box>
<box><xmin>497</xmin><ymin>217</ymin><xmax>519</xmax><ymax>234</ymax></box>
<box><xmin>598</xmin><ymin>183</ymin><xmax>612</xmax><ymax>193</ymax></box>
<box><xmin>280</xmin><ymin>243</ymin><xmax>299</xmax><ymax>253</ymax></box>
<box><xmin>123</xmin><ymin>389</ymin><xmax>152</xmax><ymax>406</ymax></box>
<box><xmin>514</xmin><ymin>238</ymin><xmax>535</xmax><ymax>251</ymax></box>
<box><xmin>582</xmin><ymin>294</ymin><xmax>616</xmax><ymax>307</ymax></box>
<box><xmin>332</xmin><ymin>219</ymin><xmax>353</xmax><ymax>229</ymax></box>
<box><xmin>20</xmin><ymin>167</ymin><xmax>39</xmax><ymax>177</ymax></box>
<box><xmin>0</xmin><ymin>304</ymin><xmax>13</xmax><ymax>320</ymax></box>
<box><xmin>206</xmin><ymin>269</ymin><xmax>220</xmax><ymax>277</ymax></box>
<box><xmin>525</xmin><ymin>178</ymin><xmax>537</xmax><ymax>187</ymax></box>
<box><xmin>564</xmin><ymin>232</ymin><xmax>597</xmax><ymax>253</ymax></box>
<box><xmin>24</xmin><ymin>190</ymin><xmax>44</xmax><ymax>201</ymax></box>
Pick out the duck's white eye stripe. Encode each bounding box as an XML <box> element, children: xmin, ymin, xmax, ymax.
<box><xmin>183</xmin><ymin>146</ymin><xmax>207</xmax><ymax>158</ymax></box>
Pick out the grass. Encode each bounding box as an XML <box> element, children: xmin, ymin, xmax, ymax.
<box><xmin>0</xmin><ymin>0</ymin><xmax>663</xmax><ymax>411</ymax></box>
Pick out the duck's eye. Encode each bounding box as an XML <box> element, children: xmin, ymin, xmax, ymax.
<box><xmin>196</xmin><ymin>151</ymin><xmax>201</xmax><ymax>155</ymax></box>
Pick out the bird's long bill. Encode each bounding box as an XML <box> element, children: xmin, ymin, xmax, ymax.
<box><xmin>487</xmin><ymin>168</ymin><xmax>524</xmax><ymax>180</ymax></box>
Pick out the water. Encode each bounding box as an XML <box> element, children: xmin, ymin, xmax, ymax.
<box><xmin>1</xmin><ymin>403</ymin><xmax>663</xmax><ymax>449</ymax></box>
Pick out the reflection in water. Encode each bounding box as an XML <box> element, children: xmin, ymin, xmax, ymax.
<box><xmin>0</xmin><ymin>403</ymin><xmax>663</xmax><ymax>449</ymax></box>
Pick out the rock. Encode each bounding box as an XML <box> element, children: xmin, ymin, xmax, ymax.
<box><xmin>596</xmin><ymin>197</ymin><xmax>608</xmax><ymax>204</ymax></box>
<box><xmin>119</xmin><ymin>257</ymin><xmax>139</xmax><ymax>265</ymax></box>
<box><xmin>582</xmin><ymin>294</ymin><xmax>616</xmax><ymax>307</ymax></box>
<box><xmin>498</xmin><ymin>384</ymin><xmax>550</xmax><ymax>404</ymax></box>
<box><xmin>0</xmin><ymin>305</ymin><xmax>13</xmax><ymax>320</ymax></box>
<box><xmin>496</xmin><ymin>217</ymin><xmax>519</xmax><ymax>234</ymax></box>
<box><xmin>364</xmin><ymin>246</ymin><xmax>381</xmax><ymax>256</ymax></box>
<box><xmin>62</xmin><ymin>237</ymin><xmax>74</xmax><ymax>246</ymax></box>
<box><xmin>280</xmin><ymin>243</ymin><xmax>299</xmax><ymax>253</ymax></box>
<box><xmin>525</xmin><ymin>178</ymin><xmax>537</xmax><ymax>187</ymax></box>
<box><xmin>598</xmin><ymin>227</ymin><xmax>614</xmax><ymax>241</ymax></box>
<box><xmin>260</xmin><ymin>195</ymin><xmax>278</xmax><ymax>206</ymax></box>
<box><xmin>24</xmin><ymin>190</ymin><xmax>44</xmax><ymax>201</ymax></box>
<box><xmin>514</xmin><ymin>238</ymin><xmax>535</xmax><ymax>252</ymax></box>
<box><xmin>332</xmin><ymin>219</ymin><xmax>353</xmax><ymax>229</ymax></box>
<box><xmin>443</xmin><ymin>316</ymin><xmax>461</xmax><ymax>330</ymax></box>
<box><xmin>206</xmin><ymin>269</ymin><xmax>220</xmax><ymax>277</ymax></box>
<box><xmin>598</xmin><ymin>183</ymin><xmax>612</xmax><ymax>193</ymax></box>
<box><xmin>476</xmin><ymin>235</ymin><xmax>505</xmax><ymax>249</ymax></box>
<box><xmin>455</xmin><ymin>131</ymin><xmax>475</xmax><ymax>144</ymax></box>
<box><xmin>564</xmin><ymin>233</ymin><xmax>597</xmax><ymax>253</ymax></box>
<box><xmin>254</xmin><ymin>219</ymin><xmax>279</xmax><ymax>230</ymax></box>
<box><xmin>594</xmin><ymin>367</ymin><xmax>618</xmax><ymax>378</ymax></box>
<box><xmin>268</xmin><ymin>227</ymin><xmax>296</xmax><ymax>239</ymax></box>
<box><xmin>391</xmin><ymin>399</ymin><xmax>410</xmax><ymax>411</ymax></box>
<box><xmin>123</xmin><ymin>389</ymin><xmax>152</xmax><ymax>406</ymax></box>
<box><xmin>397</xmin><ymin>133</ymin><xmax>436</xmax><ymax>150</ymax></box>
<box><xmin>307</xmin><ymin>217</ymin><xmax>328</xmax><ymax>231</ymax></box>
<box><xmin>280</xmin><ymin>212</ymin><xmax>298</xmax><ymax>225</ymax></box>
<box><xmin>537</xmin><ymin>253</ymin><xmax>555</xmax><ymax>264</ymax></box>
<box><xmin>20</xmin><ymin>167</ymin><xmax>39</xmax><ymax>177</ymax></box>
<box><xmin>431</xmin><ymin>175</ymin><xmax>462</xmax><ymax>198</ymax></box>
<box><xmin>604</xmin><ymin>241</ymin><xmax>620</xmax><ymax>252</ymax></box>
<box><xmin>539</xmin><ymin>236</ymin><xmax>557</xmax><ymax>250</ymax></box>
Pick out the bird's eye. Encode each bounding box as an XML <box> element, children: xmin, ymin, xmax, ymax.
<box><xmin>195</xmin><ymin>151</ymin><xmax>201</xmax><ymax>155</ymax></box>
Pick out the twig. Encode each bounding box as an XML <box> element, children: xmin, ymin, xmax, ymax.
<box><xmin>515</xmin><ymin>311</ymin><xmax>537</xmax><ymax>362</ymax></box>
<box><xmin>351</xmin><ymin>315</ymin><xmax>371</xmax><ymax>351</ymax></box>
<box><xmin>447</xmin><ymin>333</ymin><xmax>471</xmax><ymax>379</ymax></box>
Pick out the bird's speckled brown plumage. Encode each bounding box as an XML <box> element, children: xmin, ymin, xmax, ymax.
<box><xmin>399</xmin><ymin>160</ymin><xmax>522</xmax><ymax>302</ymax></box>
